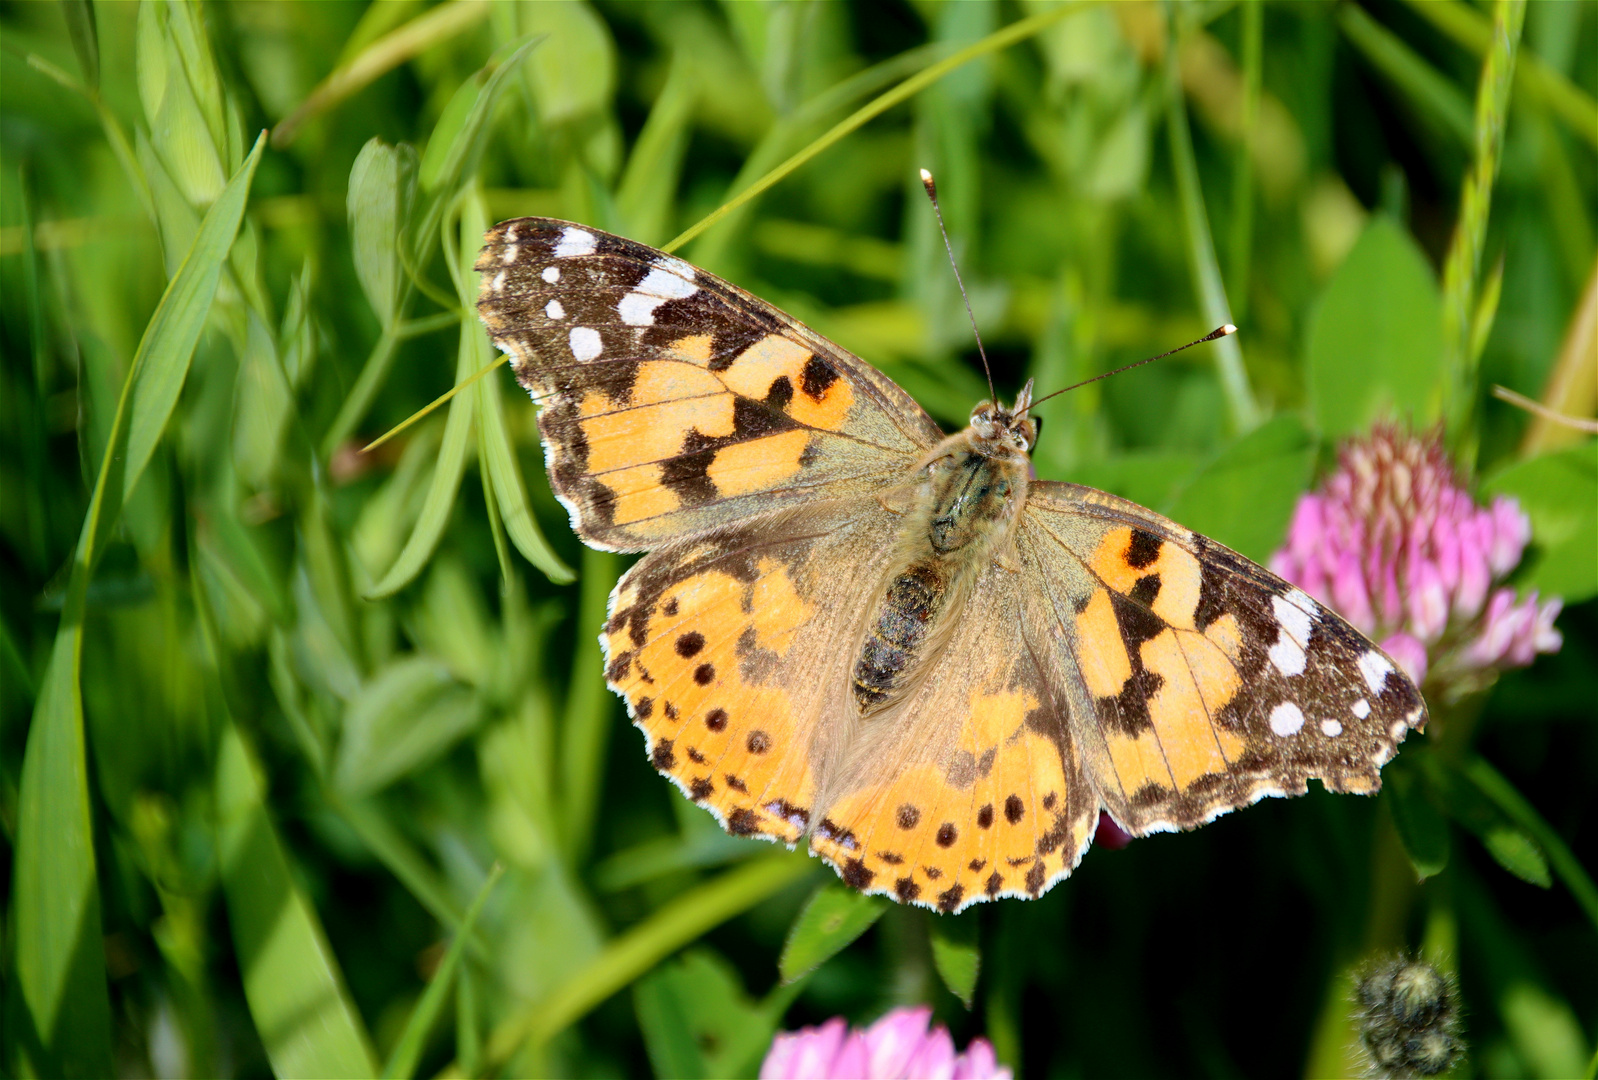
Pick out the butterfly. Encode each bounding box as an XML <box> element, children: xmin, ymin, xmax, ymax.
<box><xmin>474</xmin><ymin>216</ymin><xmax>1427</xmax><ymax>913</ymax></box>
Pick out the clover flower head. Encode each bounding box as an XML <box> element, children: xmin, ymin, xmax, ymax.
<box><xmin>1270</xmin><ymin>426</ymin><xmax>1561</xmax><ymax>699</ymax></box>
<box><xmin>761</xmin><ymin>1006</ymin><xmax>1011</xmax><ymax>1080</ymax></box>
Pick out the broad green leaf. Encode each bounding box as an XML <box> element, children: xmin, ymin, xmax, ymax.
<box><xmin>217</xmin><ymin>722</ymin><xmax>379</xmax><ymax>1078</ymax></box>
<box><xmin>928</xmin><ymin>910</ymin><xmax>981</xmax><ymax>1007</ymax></box>
<box><xmin>334</xmin><ymin>656</ymin><xmax>479</xmax><ymax>797</ymax></box>
<box><xmin>137</xmin><ymin>0</ymin><xmax>228</xmax><ymax>206</ymax></box>
<box><xmin>418</xmin><ymin>75</ymin><xmax>481</xmax><ymax>194</ymax></box>
<box><xmin>348</xmin><ymin>139</ymin><xmax>413</xmax><ymax>327</ymax></box>
<box><xmin>1482</xmin><ymin>826</ymin><xmax>1552</xmax><ymax>889</ymax></box>
<box><xmin>231</xmin><ymin>307</ymin><xmax>292</xmax><ymax>489</ymax></box>
<box><xmin>779</xmin><ymin>882</ymin><xmax>890</xmax><ymax>983</ymax></box>
<box><xmin>1306</xmin><ymin>217</ymin><xmax>1445</xmax><ymax>438</ymax></box>
<box><xmin>635</xmin><ymin>949</ymin><xmax>779</xmax><ymax>1080</ymax></box>
<box><xmin>1164</xmin><ymin>414</ymin><xmax>1316</xmax><ymax>563</ymax></box>
<box><xmin>1482</xmin><ymin>441</ymin><xmax>1598</xmax><ymax>601</ymax></box>
<box><xmin>1499</xmin><ymin>981</ymin><xmax>1591</xmax><ymax>1080</ymax></box>
<box><xmin>382</xmin><ymin>864</ymin><xmax>504</xmax><ymax>1080</ymax></box>
<box><xmin>124</xmin><ymin>132</ymin><xmax>265</xmax><ymax>502</ymax></box>
<box><xmin>1383</xmin><ymin>758</ymin><xmax>1450</xmax><ymax>880</ymax></box>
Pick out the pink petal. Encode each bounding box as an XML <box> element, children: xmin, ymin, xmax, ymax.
<box><xmin>1406</xmin><ymin>559</ymin><xmax>1450</xmax><ymax>643</ymax></box>
<box><xmin>1487</xmin><ymin>497</ymin><xmax>1530</xmax><ymax>577</ymax></box>
<box><xmin>763</xmin><ymin>1018</ymin><xmax>850</xmax><ymax>1080</ymax></box>
<box><xmin>1380</xmin><ymin>632</ymin><xmax>1429</xmax><ymax>686</ymax></box>
<box><xmin>1330</xmin><ymin>550</ymin><xmax>1375</xmax><ymax>635</ymax></box>
<box><xmin>865</xmin><ymin>1007</ymin><xmax>935</xmax><ymax>1079</ymax></box>
<box><xmin>952</xmin><ymin>1038</ymin><xmax>1013</xmax><ymax>1080</ymax></box>
<box><xmin>831</xmin><ymin>1031</ymin><xmax>871</xmax><ymax>1079</ymax></box>
<box><xmin>899</xmin><ymin>1024</ymin><xmax>957</xmax><ymax>1080</ymax></box>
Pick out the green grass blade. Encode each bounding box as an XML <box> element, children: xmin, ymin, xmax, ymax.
<box><xmin>364</xmin><ymin>320</ymin><xmax>478</xmax><ymax>599</ymax></box>
<box><xmin>460</xmin><ymin>185</ymin><xmax>573</xmax><ymax>583</ymax></box>
<box><xmin>664</xmin><ymin>1</ymin><xmax>1098</xmax><ymax>254</ymax></box>
<box><xmin>1441</xmin><ymin>0</ymin><xmax>1526</xmax><ymax>454</ymax></box>
<box><xmin>12</xmin><ymin>122</ymin><xmax>265</xmax><ymax>1080</ymax></box>
<box><xmin>1399</xmin><ymin>0</ymin><xmax>1597</xmax><ymax>149</ymax></box>
<box><xmin>123</xmin><ymin>131</ymin><xmax>265</xmax><ymax>502</ymax></box>
<box><xmin>12</xmin><ymin>633</ymin><xmax>113</xmax><ymax>1077</ymax></box>
<box><xmin>1164</xmin><ymin>35</ymin><xmax>1259</xmax><ymax>434</ymax></box>
<box><xmin>482</xmin><ymin>853</ymin><xmax>813</xmax><ymax>1068</ymax></box>
<box><xmin>1338</xmin><ymin>4</ymin><xmax>1474</xmax><ymax>147</ymax></box>
<box><xmin>928</xmin><ymin>910</ymin><xmax>981</xmax><ymax>1008</ymax></box>
<box><xmin>381</xmin><ymin>863</ymin><xmax>504</xmax><ymax>1079</ymax></box>
<box><xmin>562</xmin><ymin>546</ymin><xmax>621</xmax><ymax>862</ymax></box>
<box><xmin>217</xmin><ymin>721</ymin><xmax>380</xmax><ymax>1078</ymax></box>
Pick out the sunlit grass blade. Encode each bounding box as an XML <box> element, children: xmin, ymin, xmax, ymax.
<box><xmin>664</xmin><ymin>0</ymin><xmax>1099</xmax><ymax>254</ymax></box>
<box><xmin>123</xmin><ymin>131</ymin><xmax>265</xmax><ymax>501</ymax></box>
<box><xmin>1399</xmin><ymin>0</ymin><xmax>1597</xmax><ymax>149</ymax></box>
<box><xmin>1164</xmin><ymin>32</ymin><xmax>1259</xmax><ymax>434</ymax></box>
<box><xmin>481</xmin><ymin>853</ymin><xmax>815</xmax><ymax>1069</ymax></box>
<box><xmin>1441</xmin><ymin>0</ymin><xmax>1525</xmax><ymax>457</ymax></box>
<box><xmin>382</xmin><ymin>863</ymin><xmax>504</xmax><ymax>1080</ymax></box>
<box><xmin>217</xmin><ymin>722</ymin><xmax>379</xmax><ymax>1078</ymax></box>
<box><xmin>272</xmin><ymin>0</ymin><xmax>491</xmax><ymax>148</ymax></box>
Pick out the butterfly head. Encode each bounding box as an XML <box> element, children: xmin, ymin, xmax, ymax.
<box><xmin>968</xmin><ymin>379</ymin><xmax>1038</xmax><ymax>458</ymax></box>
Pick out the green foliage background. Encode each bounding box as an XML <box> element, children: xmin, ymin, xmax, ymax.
<box><xmin>2</xmin><ymin>1</ymin><xmax>1595</xmax><ymax>1077</ymax></box>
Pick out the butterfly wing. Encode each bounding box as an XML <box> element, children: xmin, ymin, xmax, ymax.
<box><xmin>476</xmin><ymin>218</ymin><xmax>943</xmax><ymax>552</ymax></box>
<box><xmin>1017</xmin><ymin>481</ymin><xmax>1428</xmax><ymax>836</ymax></box>
<box><xmin>807</xmin><ymin>556</ymin><xmax>1101</xmax><ymax>912</ymax></box>
<box><xmin>602</xmin><ymin>498</ymin><xmax>904</xmax><ymax>846</ymax></box>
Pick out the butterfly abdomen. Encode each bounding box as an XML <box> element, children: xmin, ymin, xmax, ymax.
<box><xmin>853</xmin><ymin>562</ymin><xmax>950</xmax><ymax>710</ymax></box>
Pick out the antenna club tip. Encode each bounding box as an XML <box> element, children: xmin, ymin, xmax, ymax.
<box><xmin>919</xmin><ymin>167</ymin><xmax>933</xmax><ymax>182</ymax></box>
<box><xmin>919</xmin><ymin>168</ymin><xmax>936</xmax><ymax>196</ymax></box>
<box><xmin>1221</xmin><ymin>323</ymin><xmax>1237</xmax><ymax>335</ymax></box>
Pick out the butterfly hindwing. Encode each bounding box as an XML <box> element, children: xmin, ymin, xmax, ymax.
<box><xmin>602</xmin><ymin>499</ymin><xmax>903</xmax><ymax>847</ymax></box>
<box><xmin>808</xmin><ymin>555</ymin><xmax>1100</xmax><ymax>912</ymax></box>
<box><xmin>475</xmin><ymin>219</ymin><xmax>942</xmax><ymax>551</ymax></box>
<box><xmin>1019</xmin><ymin>482</ymin><xmax>1427</xmax><ymax>836</ymax></box>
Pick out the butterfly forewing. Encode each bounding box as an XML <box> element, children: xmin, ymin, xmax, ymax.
<box><xmin>475</xmin><ymin>219</ymin><xmax>940</xmax><ymax>551</ymax></box>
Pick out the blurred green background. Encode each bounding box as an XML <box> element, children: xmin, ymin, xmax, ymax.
<box><xmin>2</xmin><ymin>1</ymin><xmax>1595</xmax><ymax>1077</ymax></box>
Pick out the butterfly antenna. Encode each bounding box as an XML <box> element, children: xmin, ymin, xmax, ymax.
<box><xmin>920</xmin><ymin>168</ymin><xmax>996</xmax><ymax>406</ymax></box>
<box><xmin>1028</xmin><ymin>324</ymin><xmax>1238</xmax><ymax>411</ymax></box>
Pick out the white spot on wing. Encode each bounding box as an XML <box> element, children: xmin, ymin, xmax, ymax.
<box><xmin>1268</xmin><ymin>637</ymin><xmax>1307</xmax><ymax>677</ymax></box>
<box><xmin>505</xmin><ymin>225</ymin><xmax>520</xmax><ymax>242</ymax></box>
<box><xmin>500</xmin><ymin>245</ymin><xmax>518</xmax><ymax>265</ymax></box>
<box><xmin>569</xmin><ymin>326</ymin><xmax>602</xmax><ymax>361</ymax></box>
<box><xmin>1352</xmin><ymin>698</ymin><xmax>1371</xmax><ymax>719</ymax></box>
<box><xmin>1273</xmin><ymin>593</ymin><xmax>1315</xmax><ymax>647</ymax></box>
<box><xmin>1358</xmin><ymin>650</ymin><xmax>1394</xmax><ymax>693</ymax></box>
<box><xmin>618</xmin><ymin>266</ymin><xmax>700</xmax><ymax>327</ymax></box>
<box><xmin>1269</xmin><ymin>701</ymin><xmax>1305</xmax><ymax>737</ymax></box>
<box><xmin>1321</xmin><ymin>718</ymin><xmax>1343</xmax><ymax>737</ymax></box>
<box><xmin>554</xmin><ymin>227</ymin><xmax>597</xmax><ymax>258</ymax></box>
<box><xmin>545</xmin><ymin>299</ymin><xmax>565</xmax><ymax>319</ymax></box>
<box><xmin>542</xmin><ymin>265</ymin><xmax>560</xmax><ymax>283</ymax></box>
<box><xmin>491</xmin><ymin>269</ymin><xmax>506</xmax><ymax>292</ymax></box>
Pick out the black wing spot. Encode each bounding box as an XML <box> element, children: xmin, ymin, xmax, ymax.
<box><xmin>977</xmin><ymin>804</ymin><xmax>994</xmax><ymax>828</ymax></box>
<box><xmin>1126</xmin><ymin>528</ymin><xmax>1163</xmax><ymax>568</ymax></box>
<box><xmin>675</xmin><ymin>631</ymin><xmax>705</xmax><ymax>657</ymax></box>
<box><xmin>651</xmin><ymin>739</ymin><xmax>676</xmax><ymax>770</ymax></box>
<box><xmin>895</xmin><ymin>877</ymin><xmax>921</xmax><ymax>901</ymax></box>
<box><xmin>1129</xmin><ymin>573</ymin><xmax>1161</xmax><ymax>608</ymax></box>
<box><xmin>935</xmin><ymin>823</ymin><xmax>957</xmax><ymax>847</ymax></box>
<box><xmin>897</xmin><ymin>804</ymin><xmax>921</xmax><ymax>829</ymax></box>
<box><xmin>1005</xmin><ymin>795</ymin><xmax>1025</xmax><ymax>824</ymax></box>
<box><xmin>694</xmin><ymin>663</ymin><xmax>716</xmax><ymax>685</ymax></box>
<box><xmin>705</xmin><ymin>708</ymin><xmax>727</xmax><ymax>731</ymax></box>
<box><xmin>728</xmin><ymin>808</ymin><xmax>760</xmax><ymax>835</ymax></box>
<box><xmin>746</xmin><ymin>730</ymin><xmax>771</xmax><ymax>754</ymax></box>
<box><xmin>936</xmin><ymin>885</ymin><xmax>964</xmax><ymax>912</ymax></box>
<box><xmin>843</xmin><ymin>858</ymin><xmax>874</xmax><ymax>889</ymax></box>
<box><xmin>689</xmin><ymin>777</ymin><xmax>713</xmax><ymax>800</ymax></box>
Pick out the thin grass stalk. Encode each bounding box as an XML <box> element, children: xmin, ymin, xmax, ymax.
<box><xmin>1338</xmin><ymin>5</ymin><xmax>1474</xmax><ymax>146</ymax></box>
<box><xmin>1441</xmin><ymin>0</ymin><xmax>1526</xmax><ymax>458</ymax></box>
<box><xmin>562</xmin><ymin>546</ymin><xmax>621</xmax><ymax>865</ymax></box>
<box><xmin>1164</xmin><ymin>25</ymin><xmax>1259</xmax><ymax>434</ymax></box>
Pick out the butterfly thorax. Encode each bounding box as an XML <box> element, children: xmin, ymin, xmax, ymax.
<box><xmin>851</xmin><ymin>387</ymin><xmax>1037</xmax><ymax>714</ymax></box>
